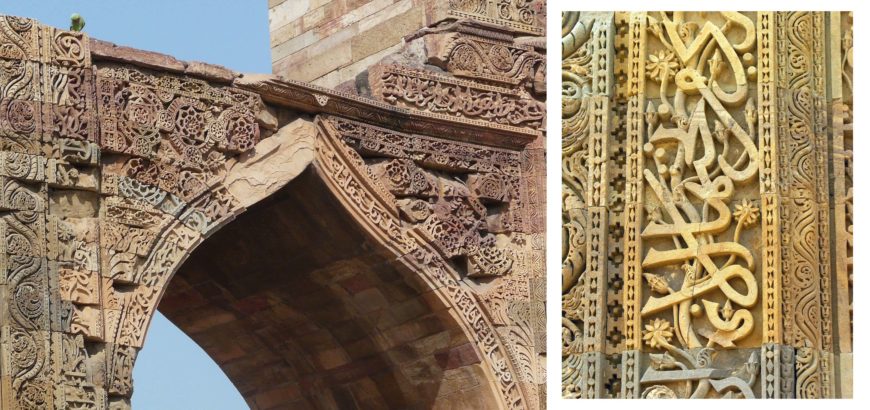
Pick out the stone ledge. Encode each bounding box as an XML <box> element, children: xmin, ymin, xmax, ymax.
<box><xmin>234</xmin><ymin>74</ymin><xmax>538</xmax><ymax>149</ymax></box>
<box><xmin>89</xmin><ymin>38</ymin><xmax>238</xmax><ymax>84</ymax></box>
<box><xmin>90</xmin><ymin>38</ymin><xmax>186</xmax><ymax>72</ymax></box>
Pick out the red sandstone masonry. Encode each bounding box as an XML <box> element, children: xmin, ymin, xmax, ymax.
<box><xmin>90</xmin><ymin>38</ymin><xmax>238</xmax><ymax>84</ymax></box>
<box><xmin>0</xmin><ymin>4</ymin><xmax>545</xmax><ymax>408</ymax></box>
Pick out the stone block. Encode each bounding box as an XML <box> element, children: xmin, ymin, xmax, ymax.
<box><xmin>185</xmin><ymin>61</ymin><xmax>237</xmax><ymax>84</ymax></box>
<box><xmin>269</xmin><ymin>0</ymin><xmax>311</xmax><ymax>31</ymax></box>
<box><xmin>343</xmin><ymin>337</ymin><xmax>381</xmax><ymax>360</ymax></box>
<box><xmin>339</xmin><ymin>274</ymin><xmax>374</xmax><ymax>294</ymax></box>
<box><xmin>269</xmin><ymin>18</ymin><xmax>302</xmax><ymax>48</ymax></box>
<box><xmin>253</xmin><ymin>383</ymin><xmax>302</xmax><ymax>409</ymax></box>
<box><xmin>89</xmin><ymin>38</ymin><xmax>185</xmax><ymax>73</ymax></box>
<box><xmin>307</xmin><ymin>25</ymin><xmax>359</xmax><ymax>58</ymax></box>
<box><xmin>341</xmin><ymin>0</ymin><xmax>395</xmax><ymax>28</ymax></box>
<box><xmin>271</xmin><ymin>29</ymin><xmax>319</xmax><ymax>63</ymax></box>
<box><xmin>358</xmin><ymin>0</ymin><xmax>413</xmax><ymax>33</ymax></box>
<box><xmin>317</xmin><ymin>346</ymin><xmax>351</xmax><ymax>369</ymax></box>
<box><xmin>302</xmin><ymin>1</ymin><xmax>343</xmax><ymax>32</ymax></box>
<box><xmin>292</xmin><ymin>42</ymin><xmax>352</xmax><ymax>82</ymax></box>
<box><xmin>352</xmin><ymin>287</ymin><xmax>389</xmax><ymax>314</ymax></box>
<box><xmin>351</xmin><ymin>6</ymin><xmax>421</xmax><ymax>62</ymax></box>
<box><xmin>435</xmin><ymin>342</ymin><xmax>481</xmax><ymax>370</ymax></box>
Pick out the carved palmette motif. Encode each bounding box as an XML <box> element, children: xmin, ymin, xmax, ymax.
<box><xmin>425</xmin><ymin>32</ymin><xmax>545</xmax><ymax>88</ymax></box>
<box><xmin>325</xmin><ymin>116</ymin><xmax>518</xmax><ymax>278</ymax></box>
<box><xmin>563</xmin><ymin>11</ymin><xmax>852</xmax><ymax>399</ymax></box>
<box><xmin>447</xmin><ymin>0</ymin><xmax>544</xmax><ymax>35</ymax></box>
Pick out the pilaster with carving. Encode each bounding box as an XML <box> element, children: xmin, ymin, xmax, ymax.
<box><xmin>561</xmin><ymin>11</ymin><xmax>616</xmax><ymax>399</ymax></box>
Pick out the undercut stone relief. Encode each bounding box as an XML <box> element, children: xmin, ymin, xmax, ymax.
<box><xmin>2</xmin><ymin>2</ymin><xmax>546</xmax><ymax>408</ymax></box>
<box><xmin>424</xmin><ymin>31</ymin><xmax>545</xmax><ymax>90</ymax></box>
<box><xmin>446</xmin><ymin>0</ymin><xmax>545</xmax><ymax>36</ymax></box>
<box><xmin>370</xmin><ymin>64</ymin><xmax>545</xmax><ymax>130</ymax></box>
<box><xmin>562</xmin><ymin>11</ymin><xmax>852</xmax><ymax>399</ymax></box>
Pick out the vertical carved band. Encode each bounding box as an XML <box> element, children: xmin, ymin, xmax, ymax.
<box><xmin>586</xmin><ymin>16</ymin><xmax>613</xmax><ymax>400</ymax></box>
<box><xmin>776</xmin><ymin>11</ymin><xmax>834</xmax><ymax>398</ymax></box>
<box><xmin>561</xmin><ymin>11</ymin><xmax>615</xmax><ymax>399</ymax></box>
<box><xmin>757</xmin><ymin>11</ymin><xmax>782</xmax><ymax>346</ymax></box>
<box><xmin>566</xmin><ymin>10</ymin><xmax>852</xmax><ymax>400</ymax></box>
<box><xmin>829</xmin><ymin>11</ymin><xmax>853</xmax><ymax>361</ymax></box>
<box><xmin>627</xmin><ymin>11</ymin><xmax>762</xmax><ymax>399</ymax></box>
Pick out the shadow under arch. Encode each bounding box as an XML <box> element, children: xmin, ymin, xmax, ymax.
<box><xmin>158</xmin><ymin>165</ymin><xmax>499</xmax><ymax>408</ymax></box>
<box><xmin>131</xmin><ymin>116</ymin><xmax>520</xmax><ymax>409</ymax></box>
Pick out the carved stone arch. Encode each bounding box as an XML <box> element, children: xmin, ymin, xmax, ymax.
<box><xmin>1</xmin><ymin>14</ymin><xmax>543</xmax><ymax>410</ymax></box>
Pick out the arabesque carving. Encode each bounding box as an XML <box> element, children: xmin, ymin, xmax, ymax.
<box><xmin>446</xmin><ymin>0</ymin><xmax>544</xmax><ymax>35</ymax></box>
<box><xmin>562</xmin><ymin>11</ymin><xmax>852</xmax><ymax>399</ymax></box>
<box><xmin>1</xmin><ymin>5</ymin><xmax>546</xmax><ymax>409</ymax></box>
<box><xmin>370</xmin><ymin>65</ymin><xmax>545</xmax><ymax>129</ymax></box>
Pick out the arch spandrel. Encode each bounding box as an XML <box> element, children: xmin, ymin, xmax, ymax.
<box><xmin>0</xmin><ymin>11</ymin><xmax>545</xmax><ymax>410</ymax></box>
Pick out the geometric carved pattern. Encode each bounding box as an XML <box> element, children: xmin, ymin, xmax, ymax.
<box><xmin>370</xmin><ymin>64</ymin><xmax>545</xmax><ymax>130</ymax></box>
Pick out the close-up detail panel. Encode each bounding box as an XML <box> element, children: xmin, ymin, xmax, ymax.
<box><xmin>561</xmin><ymin>11</ymin><xmax>852</xmax><ymax>399</ymax></box>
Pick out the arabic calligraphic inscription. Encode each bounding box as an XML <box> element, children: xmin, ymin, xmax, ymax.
<box><xmin>562</xmin><ymin>11</ymin><xmax>853</xmax><ymax>399</ymax></box>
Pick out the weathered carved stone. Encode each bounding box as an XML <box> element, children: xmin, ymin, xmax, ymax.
<box><xmin>1</xmin><ymin>3</ymin><xmax>545</xmax><ymax>408</ymax></box>
<box><xmin>562</xmin><ymin>11</ymin><xmax>852</xmax><ymax>399</ymax></box>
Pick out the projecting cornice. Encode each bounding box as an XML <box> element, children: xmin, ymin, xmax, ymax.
<box><xmin>89</xmin><ymin>38</ymin><xmax>538</xmax><ymax>150</ymax></box>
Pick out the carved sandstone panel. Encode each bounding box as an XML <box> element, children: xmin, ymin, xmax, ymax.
<box><xmin>562</xmin><ymin>11</ymin><xmax>852</xmax><ymax>399</ymax></box>
<box><xmin>2</xmin><ymin>7</ymin><xmax>546</xmax><ymax>410</ymax></box>
<box><xmin>370</xmin><ymin>65</ymin><xmax>545</xmax><ymax>130</ymax></box>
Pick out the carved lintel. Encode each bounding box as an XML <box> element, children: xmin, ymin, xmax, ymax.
<box><xmin>424</xmin><ymin>32</ymin><xmax>544</xmax><ymax>87</ymax></box>
<box><xmin>370</xmin><ymin>64</ymin><xmax>544</xmax><ymax>130</ymax></box>
<box><xmin>234</xmin><ymin>73</ymin><xmax>538</xmax><ymax>149</ymax></box>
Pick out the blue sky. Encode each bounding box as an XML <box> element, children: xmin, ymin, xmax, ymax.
<box><xmin>0</xmin><ymin>1</ymin><xmax>271</xmax><ymax>408</ymax></box>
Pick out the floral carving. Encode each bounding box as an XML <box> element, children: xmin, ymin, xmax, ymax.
<box><xmin>564</xmin><ymin>11</ymin><xmax>851</xmax><ymax>399</ymax></box>
<box><xmin>645</xmin><ymin>50</ymin><xmax>678</xmax><ymax>82</ymax></box>
<box><xmin>0</xmin><ymin>9</ymin><xmax>545</xmax><ymax>410</ymax></box>
<box><xmin>372</xmin><ymin>65</ymin><xmax>544</xmax><ymax>129</ymax></box>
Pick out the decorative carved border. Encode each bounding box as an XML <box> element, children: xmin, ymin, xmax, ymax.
<box><xmin>776</xmin><ymin>11</ymin><xmax>835</xmax><ymax>398</ymax></box>
<box><xmin>234</xmin><ymin>73</ymin><xmax>537</xmax><ymax>150</ymax></box>
<box><xmin>314</xmin><ymin>116</ymin><xmax>529</xmax><ymax>409</ymax></box>
<box><xmin>368</xmin><ymin>64</ymin><xmax>544</xmax><ymax>130</ymax></box>
<box><xmin>757</xmin><ymin>11</ymin><xmax>782</xmax><ymax>346</ymax></box>
<box><xmin>446</xmin><ymin>0</ymin><xmax>544</xmax><ymax>36</ymax></box>
<box><xmin>622</xmin><ymin>10</ymin><xmax>646</xmax><ymax>357</ymax></box>
<box><xmin>425</xmin><ymin>32</ymin><xmax>543</xmax><ymax>86</ymax></box>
